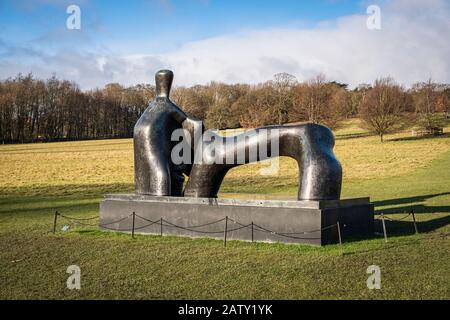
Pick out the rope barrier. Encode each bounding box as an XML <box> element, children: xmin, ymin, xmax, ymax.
<box><xmin>380</xmin><ymin>213</ymin><xmax>412</xmax><ymax>222</ymax></box>
<box><xmin>135</xmin><ymin>214</ymin><xmax>226</xmax><ymax>231</ymax></box>
<box><xmin>101</xmin><ymin>214</ymin><xmax>134</xmax><ymax>226</ymax></box>
<box><xmin>56</xmin><ymin>209</ymin><xmax>419</xmax><ymax>245</ymax></box>
<box><xmin>99</xmin><ymin>220</ymin><xmax>160</xmax><ymax>232</ymax></box>
<box><xmin>374</xmin><ymin>210</ymin><xmax>419</xmax><ymax>242</ymax></box>
<box><xmin>161</xmin><ymin>218</ymin><xmax>251</xmax><ymax>234</ymax></box>
<box><xmin>102</xmin><ymin>224</ymin><xmax>159</xmax><ymax>232</ymax></box>
<box><xmin>54</xmin><ymin>211</ymin><xmax>338</xmax><ymax>241</ymax></box>
<box><xmin>251</xmin><ymin>223</ymin><xmax>325</xmax><ymax>240</ymax></box>
<box><xmin>59</xmin><ymin>213</ymin><xmax>133</xmax><ymax>227</ymax></box>
<box><xmin>135</xmin><ymin>214</ymin><xmax>237</xmax><ymax>232</ymax></box>
<box><xmin>228</xmin><ymin>216</ymin><xmax>337</xmax><ymax>235</ymax></box>
<box><xmin>59</xmin><ymin>214</ymin><xmax>99</xmax><ymax>221</ymax></box>
<box><xmin>59</xmin><ymin>215</ymin><xmax>98</xmax><ymax>227</ymax></box>
<box><xmin>166</xmin><ymin>216</ymin><xmax>227</xmax><ymax>229</ymax></box>
<box><xmin>133</xmin><ymin>213</ymin><xmax>161</xmax><ymax>224</ymax></box>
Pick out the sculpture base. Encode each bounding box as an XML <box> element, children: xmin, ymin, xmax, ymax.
<box><xmin>99</xmin><ymin>194</ymin><xmax>374</xmax><ymax>246</ymax></box>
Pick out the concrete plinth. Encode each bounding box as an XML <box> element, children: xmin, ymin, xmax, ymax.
<box><xmin>99</xmin><ymin>194</ymin><xmax>374</xmax><ymax>246</ymax></box>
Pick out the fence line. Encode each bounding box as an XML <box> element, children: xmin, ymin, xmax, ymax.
<box><xmin>374</xmin><ymin>210</ymin><xmax>420</xmax><ymax>242</ymax></box>
<box><xmin>379</xmin><ymin>212</ymin><xmax>412</xmax><ymax>222</ymax></box>
<box><xmin>53</xmin><ymin>211</ymin><xmax>337</xmax><ymax>243</ymax></box>
<box><xmin>53</xmin><ymin>208</ymin><xmax>420</xmax><ymax>246</ymax></box>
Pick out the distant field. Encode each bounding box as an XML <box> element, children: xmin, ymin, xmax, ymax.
<box><xmin>0</xmin><ymin>119</ymin><xmax>449</xmax><ymax>299</ymax></box>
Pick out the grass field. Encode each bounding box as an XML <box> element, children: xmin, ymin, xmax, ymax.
<box><xmin>0</xmin><ymin>119</ymin><xmax>449</xmax><ymax>299</ymax></box>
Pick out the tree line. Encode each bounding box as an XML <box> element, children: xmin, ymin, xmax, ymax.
<box><xmin>0</xmin><ymin>73</ymin><xmax>448</xmax><ymax>144</ymax></box>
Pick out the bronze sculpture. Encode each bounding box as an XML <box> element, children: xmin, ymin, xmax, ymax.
<box><xmin>134</xmin><ymin>70</ymin><xmax>191</xmax><ymax>196</ymax></box>
<box><xmin>134</xmin><ymin>70</ymin><xmax>342</xmax><ymax>201</ymax></box>
<box><xmin>101</xmin><ymin>70</ymin><xmax>373</xmax><ymax>246</ymax></box>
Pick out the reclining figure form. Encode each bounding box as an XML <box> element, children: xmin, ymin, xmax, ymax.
<box><xmin>134</xmin><ymin>70</ymin><xmax>342</xmax><ymax>201</ymax></box>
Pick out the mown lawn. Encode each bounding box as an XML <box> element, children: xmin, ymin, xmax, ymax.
<box><xmin>0</xmin><ymin>119</ymin><xmax>449</xmax><ymax>299</ymax></box>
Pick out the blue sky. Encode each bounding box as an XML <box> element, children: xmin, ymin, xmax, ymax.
<box><xmin>0</xmin><ymin>0</ymin><xmax>364</xmax><ymax>53</ymax></box>
<box><xmin>0</xmin><ymin>0</ymin><xmax>449</xmax><ymax>89</ymax></box>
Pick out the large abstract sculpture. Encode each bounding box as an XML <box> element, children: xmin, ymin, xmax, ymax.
<box><xmin>100</xmin><ymin>69</ymin><xmax>373</xmax><ymax>246</ymax></box>
<box><xmin>134</xmin><ymin>69</ymin><xmax>342</xmax><ymax>201</ymax></box>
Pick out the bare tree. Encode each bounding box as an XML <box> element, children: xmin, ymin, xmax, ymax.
<box><xmin>0</xmin><ymin>72</ymin><xmax>440</xmax><ymax>144</ymax></box>
<box><xmin>171</xmin><ymin>85</ymin><xmax>213</xmax><ymax>120</ymax></box>
<box><xmin>412</xmin><ymin>79</ymin><xmax>448</xmax><ymax>131</ymax></box>
<box><xmin>270</xmin><ymin>73</ymin><xmax>297</xmax><ymax>125</ymax></box>
<box><xmin>359</xmin><ymin>77</ymin><xmax>409</xmax><ymax>142</ymax></box>
<box><xmin>290</xmin><ymin>74</ymin><xmax>346</xmax><ymax>128</ymax></box>
<box><xmin>205</xmin><ymin>83</ymin><xmax>249</xmax><ymax>129</ymax></box>
<box><xmin>234</xmin><ymin>84</ymin><xmax>277</xmax><ymax>128</ymax></box>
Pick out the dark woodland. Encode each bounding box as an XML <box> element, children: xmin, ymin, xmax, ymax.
<box><xmin>0</xmin><ymin>73</ymin><xmax>448</xmax><ymax>143</ymax></box>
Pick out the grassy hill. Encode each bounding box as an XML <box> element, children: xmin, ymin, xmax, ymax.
<box><xmin>0</xmin><ymin>119</ymin><xmax>449</xmax><ymax>299</ymax></box>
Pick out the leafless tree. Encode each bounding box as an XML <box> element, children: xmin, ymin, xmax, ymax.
<box><xmin>290</xmin><ymin>74</ymin><xmax>347</xmax><ymax>129</ymax></box>
<box><xmin>412</xmin><ymin>79</ymin><xmax>448</xmax><ymax>131</ymax></box>
<box><xmin>359</xmin><ymin>77</ymin><xmax>409</xmax><ymax>142</ymax></box>
<box><xmin>269</xmin><ymin>73</ymin><xmax>297</xmax><ymax>125</ymax></box>
<box><xmin>1</xmin><ymin>72</ymin><xmax>442</xmax><ymax>144</ymax></box>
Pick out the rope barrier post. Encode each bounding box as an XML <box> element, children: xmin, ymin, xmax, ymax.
<box><xmin>160</xmin><ymin>218</ymin><xmax>163</xmax><ymax>237</ymax></box>
<box><xmin>53</xmin><ymin>211</ymin><xmax>59</xmax><ymax>234</ymax></box>
<box><xmin>411</xmin><ymin>209</ymin><xmax>419</xmax><ymax>234</ymax></box>
<box><xmin>381</xmin><ymin>213</ymin><xmax>388</xmax><ymax>243</ymax></box>
<box><xmin>251</xmin><ymin>222</ymin><xmax>254</xmax><ymax>242</ymax></box>
<box><xmin>131</xmin><ymin>212</ymin><xmax>136</xmax><ymax>239</ymax></box>
<box><xmin>336</xmin><ymin>221</ymin><xmax>343</xmax><ymax>255</ymax></box>
<box><xmin>224</xmin><ymin>216</ymin><xmax>228</xmax><ymax>247</ymax></box>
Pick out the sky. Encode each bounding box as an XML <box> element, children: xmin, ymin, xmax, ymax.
<box><xmin>0</xmin><ymin>0</ymin><xmax>449</xmax><ymax>89</ymax></box>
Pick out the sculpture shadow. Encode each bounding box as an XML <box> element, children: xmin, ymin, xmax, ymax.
<box><xmin>375</xmin><ymin>215</ymin><xmax>450</xmax><ymax>236</ymax></box>
<box><xmin>342</xmin><ymin>192</ymin><xmax>450</xmax><ymax>244</ymax></box>
<box><xmin>373</xmin><ymin>192</ymin><xmax>450</xmax><ymax>215</ymax></box>
<box><xmin>342</xmin><ymin>215</ymin><xmax>449</xmax><ymax>247</ymax></box>
<box><xmin>371</xmin><ymin>192</ymin><xmax>450</xmax><ymax>237</ymax></box>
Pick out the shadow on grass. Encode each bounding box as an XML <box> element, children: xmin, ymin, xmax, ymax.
<box><xmin>1</xmin><ymin>148</ymin><xmax>131</xmax><ymax>156</ymax></box>
<box><xmin>335</xmin><ymin>132</ymin><xmax>373</xmax><ymax>140</ymax></box>
<box><xmin>374</xmin><ymin>192</ymin><xmax>450</xmax><ymax>221</ymax></box>
<box><xmin>339</xmin><ymin>216</ymin><xmax>449</xmax><ymax>253</ymax></box>
<box><xmin>370</xmin><ymin>193</ymin><xmax>450</xmax><ymax>236</ymax></box>
<box><xmin>374</xmin><ymin>215</ymin><xmax>450</xmax><ymax>235</ymax></box>
<box><xmin>340</xmin><ymin>213</ymin><xmax>449</xmax><ymax>246</ymax></box>
<box><xmin>0</xmin><ymin>140</ymin><xmax>131</xmax><ymax>153</ymax></box>
<box><xmin>377</xmin><ymin>204</ymin><xmax>450</xmax><ymax>215</ymax></box>
<box><xmin>373</xmin><ymin>192</ymin><xmax>450</xmax><ymax>208</ymax></box>
<box><xmin>0</xmin><ymin>201</ymin><xmax>99</xmax><ymax>215</ymax></box>
<box><xmin>0</xmin><ymin>182</ymin><xmax>133</xmax><ymax>204</ymax></box>
<box><xmin>3</xmin><ymin>184</ymin><xmax>449</xmax><ymax>249</ymax></box>
<box><xmin>388</xmin><ymin>132</ymin><xmax>450</xmax><ymax>142</ymax></box>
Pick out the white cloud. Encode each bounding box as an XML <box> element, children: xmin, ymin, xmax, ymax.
<box><xmin>1</xmin><ymin>0</ymin><xmax>449</xmax><ymax>89</ymax></box>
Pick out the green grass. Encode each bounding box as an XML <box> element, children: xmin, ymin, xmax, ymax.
<box><xmin>0</xmin><ymin>119</ymin><xmax>449</xmax><ymax>299</ymax></box>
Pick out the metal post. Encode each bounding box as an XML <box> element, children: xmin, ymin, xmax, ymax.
<box><xmin>251</xmin><ymin>222</ymin><xmax>254</xmax><ymax>242</ymax></box>
<box><xmin>336</xmin><ymin>221</ymin><xmax>343</xmax><ymax>255</ymax></box>
<box><xmin>53</xmin><ymin>211</ymin><xmax>59</xmax><ymax>234</ymax></box>
<box><xmin>160</xmin><ymin>217</ymin><xmax>163</xmax><ymax>237</ymax></box>
<box><xmin>131</xmin><ymin>212</ymin><xmax>136</xmax><ymax>239</ymax></box>
<box><xmin>224</xmin><ymin>216</ymin><xmax>228</xmax><ymax>247</ymax></box>
<box><xmin>411</xmin><ymin>209</ymin><xmax>419</xmax><ymax>234</ymax></box>
<box><xmin>381</xmin><ymin>213</ymin><xmax>388</xmax><ymax>243</ymax></box>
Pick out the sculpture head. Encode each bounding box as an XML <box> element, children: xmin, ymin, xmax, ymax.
<box><xmin>155</xmin><ymin>69</ymin><xmax>174</xmax><ymax>99</ymax></box>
